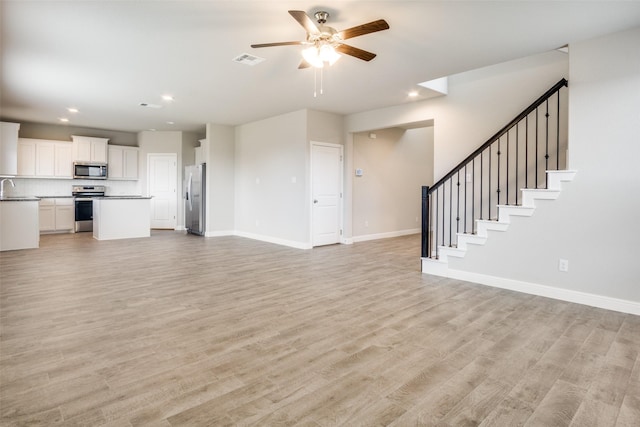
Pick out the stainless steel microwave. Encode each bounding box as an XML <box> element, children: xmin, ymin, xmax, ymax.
<box><xmin>73</xmin><ymin>162</ymin><xmax>108</xmax><ymax>179</ymax></box>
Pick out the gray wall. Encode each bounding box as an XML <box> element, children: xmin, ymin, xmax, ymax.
<box><xmin>16</xmin><ymin>122</ymin><xmax>138</xmax><ymax>146</ymax></box>
<box><xmin>352</xmin><ymin>127</ymin><xmax>434</xmax><ymax>239</ymax></box>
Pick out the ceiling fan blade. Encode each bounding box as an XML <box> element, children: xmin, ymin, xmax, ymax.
<box><xmin>289</xmin><ymin>10</ymin><xmax>320</xmax><ymax>34</ymax></box>
<box><xmin>335</xmin><ymin>44</ymin><xmax>377</xmax><ymax>61</ymax></box>
<box><xmin>338</xmin><ymin>19</ymin><xmax>390</xmax><ymax>40</ymax></box>
<box><xmin>298</xmin><ymin>59</ymin><xmax>311</xmax><ymax>69</ymax></box>
<box><xmin>251</xmin><ymin>41</ymin><xmax>305</xmax><ymax>48</ymax></box>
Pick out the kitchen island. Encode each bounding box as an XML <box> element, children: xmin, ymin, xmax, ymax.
<box><xmin>0</xmin><ymin>197</ymin><xmax>39</xmax><ymax>251</ymax></box>
<box><xmin>93</xmin><ymin>196</ymin><xmax>152</xmax><ymax>241</ymax></box>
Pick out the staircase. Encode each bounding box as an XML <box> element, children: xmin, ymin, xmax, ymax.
<box><xmin>422</xmin><ymin>169</ymin><xmax>576</xmax><ymax>275</ymax></box>
<box><xmin>421</xmin><ymin>78</ymin><xmax>571</xmax><ymax>276</ymax></box>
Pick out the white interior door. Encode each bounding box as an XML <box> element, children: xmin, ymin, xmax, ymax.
<box><xmin>311</xmin><ymin>142</ymin><xmax>343</xmax><ymax>247</ymax></box>
<box><xmin>148</xmin><ymin>153</ymin><xmax>177</xmax><ymax>229</ymax></box>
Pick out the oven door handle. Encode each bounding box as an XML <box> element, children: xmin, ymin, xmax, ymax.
<box><xmin>74</xmin><ymin>197</ymin><xmax>93</xmax><ymax>201</ymax></box>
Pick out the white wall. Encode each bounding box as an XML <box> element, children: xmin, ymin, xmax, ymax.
<box><xmin>234</xmin><ymin>110</ymin><xmax>308</xmax><ymax>247</ymax></box>
<box><xmin>448</xmin><ymin>27</ymin><xmax>640</xmax><ymax>310</ymax></box>
<box><xmin>345</xmin><ymin>50</ymin><xmax>569</xmax><ymax>178</ymax></box>
<box><xmin>352</xmin><ymin>127</ymin><xmax>434</xmax><ymax>239</ymax></box>
<box><xmin>205</xmin><ymin>123</ymin><xmax>235</xmax><ymax>235</ymax></box>
<box><xmin>232</xmin><ymin>109</ymin><xmax>344</xmax><ymax>248</ymax></box>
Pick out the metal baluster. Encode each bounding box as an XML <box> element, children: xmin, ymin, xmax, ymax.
<box><xmin>456</xmin><ymin>171</ymin><xmax>461</xmax><ymax>240</ymax></box>
<box><xmin>536</xmin><ymin>108</ymin><xmax>539</xmax><ymax>188</ymax></box>
<box><xmin>442</xmin><ymin>182</ymin><xmax>445</xmax><ymax>248</ymax></box>
<box><xmin>435</xmin><ymin>187</ymin><xmax>439</xmax><ymax>259</ymax></box>
<box><xmin>449</xmin><ymin>178</ymin><xmax>453</xmax><ymax>246</ymax></box>
<box><xmin>515</xmin><ymin>123</ymin><xmax>519</xmax><ymax>205</ymax></box>
<box><xmin>545</xmin><ymin>99</ymin><xmax>550</xmax><ymax>188</ymax></box>
<box><xmin>497</xmin><ymin>139</ymin><xmax>501</xmax><ymax>206</ymax></box>
<box><xmin>421</xmin><ymin>186</ymin><xmax>429</xmax><ymax>258</ymax></box>
<box><xmin>488</xmin><ymin>145</ymin><xmax>492</xmax><ymax>220</ymax></box>
<box><xmin>557</xmin><ymin>92</ymin><xmax>561</xmax><ymax>170</ymax></box>
<box><xmin>525</xmin><ymin>115</ymin><xmax>529</xmax><ymax>188</ymax></box>
<box><xmin>464</xmin><ymin>165</ymin><xmax>467</xmax><ymax>234</ymax></box>
<box><xmin>480</xmin><ymin>151</ymin><xmax>483</xmax><ymax>220</ymax></box>
<box><xmin>506</xmin><ymin>130</ymin><xmax>510</xmax><ymax>205</ymax></box>
<box><xmin>472</xmin><ymin>158</ymin><xmax>475</xmax><ymax>233</ymax></box>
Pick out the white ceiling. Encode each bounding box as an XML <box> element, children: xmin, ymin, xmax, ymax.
<box><xmin>2</xmin><ymin>1</ymin><xmax>639</xmax><ymax>133</ymax></box>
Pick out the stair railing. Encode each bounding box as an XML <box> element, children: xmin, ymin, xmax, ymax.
<box><xmin>422</xmin><ymin>78</ymin><xmax>568</xmax><ymax>259</ymax></box>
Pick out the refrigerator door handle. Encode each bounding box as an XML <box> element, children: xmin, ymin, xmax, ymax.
<box><xmin>187</xmin><ymin>174</ymin><xmax>192</xmax><ymax>210</ymax></box>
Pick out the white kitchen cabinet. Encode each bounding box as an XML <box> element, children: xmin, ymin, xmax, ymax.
<box><xmin>55</xmin><ymin>143</ymin><xmax>73</xmax><ymax>177</ymax></box>
<box><xmin>36</xmin><ymin>141</ymin><xmax>55</xmax><ymax>176</ymax></box>
<box><xmin>39</xmin><ymin>198</ymin><xmax>74</xmax><ymax>233</ymax></box>
<box><xmin>18</xmin><ymin>139</ymin><xmax>73</xmax><ymax>178</ymax></box>
<box><xmin>72</xmin><ymin>136</ymin><xmax>108</xmax><ymax>163</ymax></box>
<box><xmin>108</xmin><ymin>145</ymin><xmax>138</xmax><ymax>180</ymax></box>
<box><xmin>39</xmin><ymin>199</ymin><xmax>55</xmax><ymax>231</ymax></box>
<box><xmin>17</xmin><ymin>139</ymin><xmax>36</xmax><ymax>176</ymax></box>
<box><xmin>0</xmin><ymin>200</ymin><xmax>39</xmax><ymax>251</ymax></box>
<box><xmin>55</xmin><ymin>199</ymin><xmax>74</xmax><ymax>230</ymax></box>
<box><xmin>0</xmin><ymin>121</ymin><xmax>20</xmax><ymax>176</ymax></box>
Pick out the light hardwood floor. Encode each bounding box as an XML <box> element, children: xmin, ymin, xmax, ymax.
<box><xmin>1</xmin><ymin>231</ymin><xmax>638</xmax><ymax>426</ymax></box>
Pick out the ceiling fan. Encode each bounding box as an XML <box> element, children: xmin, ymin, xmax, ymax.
<box><xmin>251</xmin><ymin>10</ymin><xmax>390</xmax><ymax>69</ymax></box>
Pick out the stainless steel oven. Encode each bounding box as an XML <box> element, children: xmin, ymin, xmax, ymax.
<box><xmin>72</xmin><ymin>185</ymin><xmax>105</xmax><ymax>232</ymax></box>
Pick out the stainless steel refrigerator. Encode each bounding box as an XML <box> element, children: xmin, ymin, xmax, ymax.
<box><xmin>184</xmin><ymin>163</ymin><xmax>205</xmax><ymax>235</ymax></box>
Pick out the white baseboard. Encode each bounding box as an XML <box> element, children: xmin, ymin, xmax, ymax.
<box><xmin>233</xmin><ymin>231</ymin><xmax>312</xmax><ymax>250</ymax></box>
<box><xmin>204</xmin><ymin>230</ymin><xmax>235</xmax><ymax>237</ymax></box>
<box><xmin>352</xmin><ymin>228</ymin><xmax>420</xmax><ymax>243</ymax></box>
<box><xmin>438</xmin><ymin>268</ymin><xmax>640</xmax><ymax>316</ymax></box>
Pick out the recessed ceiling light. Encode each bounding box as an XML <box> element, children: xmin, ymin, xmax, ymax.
<box><xmin>59</xmin><ymin>117</ymin><xmax>69</xmax><ymax>122</ymax></box>
<box><xmin>67</xmin><ymin>107</ymin><xmax>79</xmax><ymax>113</ymax></box>
<box><xmin>162</xmin><ymin>95</ymin><xmax>174</xmax><ymax>102</ymax></box>
<box><xmin>149</xmin><ymin>128</ymin><xmax>156</xmax><ymax>132</ymax></box>
<box><xmin>166</xmin><ymin>121</ymin><xmax>175</xmax><ymax>125</ymax></box>
<box><xmin>408</xmin><ymin>91</ymin><xmax>419</xmax><ymax>97</ymax></box>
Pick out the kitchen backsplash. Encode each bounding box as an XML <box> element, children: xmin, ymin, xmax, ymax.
<box><xmin>5</xmin><ymin>178</ymin><xmax>141</xmax><ymax>197</ymax></box>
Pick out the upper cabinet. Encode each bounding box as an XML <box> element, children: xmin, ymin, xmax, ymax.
<box><xmin>72</xmin><ymin>135</ymin><xmax>108</xmax><ymax>163</ymax></box>
<box><xmin>17</xmin><ymin>138</ymin><xmax>73</xmax><ymax>178</ymax></box>
<box><xmin>108</xmin><ymin>145</ymin><xmax>139</xmax><ymax>180</ymax></box>
<box><xmin>0</xmin><ymin>122</ymin><xmax>20</xmax><ymax>176</ymax></box>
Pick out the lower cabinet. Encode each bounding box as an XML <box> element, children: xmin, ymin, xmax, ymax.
<box><xmin>39</xmin><ymin>198</ymin><xmax>74</xmax><ymax>233</ymax></box>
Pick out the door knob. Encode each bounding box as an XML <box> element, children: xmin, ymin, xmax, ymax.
<box><xmin>313</xmin><ymin>199</ymin><xmax>318</xmax><ymax>204</ymax></box>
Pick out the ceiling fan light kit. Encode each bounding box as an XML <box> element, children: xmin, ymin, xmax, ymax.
<box><xmin>251</xmin><ymin>10</ymin><xmax>389</xmax><ymax>95</ymax></box>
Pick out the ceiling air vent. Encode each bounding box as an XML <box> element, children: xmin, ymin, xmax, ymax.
<box><xmin>139</xmin><ymin>102</ymin><xmax>162</xmax><ymax>109</ymax></box>
<box><xmin>233</xmin><ymin>53</ymin><xmax>265</xmax><ymax>66</ymax></box>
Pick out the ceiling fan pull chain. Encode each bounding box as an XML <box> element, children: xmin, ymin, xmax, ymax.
<box><xmin>313</xmin><ymin>67</ymin><xmax>318</xmax><ymax>98</ymax></box>
<box><xmin>320</xmin><ymin>67</ymin><xmax>324</xmax><ymax>95</ymax></box>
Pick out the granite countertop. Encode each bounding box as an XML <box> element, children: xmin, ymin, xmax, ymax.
<box><xmin>98</xmin><ymin>196</ymin><xmax>153</xmax><ymax>200</ymax></box>
<box><xmin>0</xmin><ymin>196</ymin><xmax>40</xmax><ymax>202</ymax></box>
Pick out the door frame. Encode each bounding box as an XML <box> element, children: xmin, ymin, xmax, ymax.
<box><xmin>309</xmin><ymin>141</ymin><xmax>344</xmax><ymax>247</ymax></box>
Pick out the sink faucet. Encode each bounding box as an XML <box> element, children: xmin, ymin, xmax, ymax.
<box><xmin>0</xmin><ymin>178</ymin><xmax>15</xmax><ymax>198</ymax></box>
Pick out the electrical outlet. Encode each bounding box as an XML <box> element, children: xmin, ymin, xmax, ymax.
<box><xmin>558</xmin><ymin>258</ymin><xmax>569</xmax><ymax>272</ymax></box>
<box><xmin>365</xmin><ymin>220</ymin><xmax>369</xmax><ymax>227</ymax></box>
